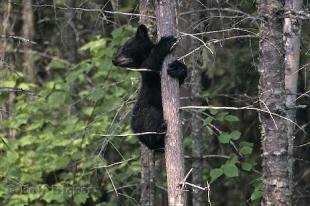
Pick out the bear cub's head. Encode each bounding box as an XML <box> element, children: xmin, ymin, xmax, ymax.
<box><xmin>112</xmin><ymin>25</ymin><xmax>154</xmax><ymax>68</ymax></box>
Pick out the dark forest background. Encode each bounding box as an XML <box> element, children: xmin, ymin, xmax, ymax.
<box><xmin>0</xmin><ymin>0</ymin><xmax>309</xmax><ymax>205</ymax></box>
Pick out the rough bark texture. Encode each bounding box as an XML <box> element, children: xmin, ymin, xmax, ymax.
<box><xmin>22</xmin><ymin>0</ymin><xmax>35</xmax><ymax>82</ymax></box>
<box><xmin>64</xmin><ymin>0</ymin><xmax>78</xmax><ymax>114</ymax></box>
<box><xmin>139</xmin><ymin>0</ymin><xmax>156</xmax><ymax>39</ymax></box>
<box><xmin>258</xmin><ymin>0</ymin><xmax>290</xmax><ymax>205</ymax></box>
<box><xmin>0</xmin><ymin>0</ymin><xmax>14</xmax><ymax>138</ymax></box>
<box><xmin>64</xmin><ymin>0</ymin><xmax>78</xmax><ymax>64</ymax></box>
<box><xmin>189</xmin><ymin>1</ymin><xmax>204</xmax><ymax>206</ymax></box>
<box><xmin>140</xmin><ymin>145</ymin><xmax>155</xmax><ymax>206</ymax></box>
<box><xmin>283</xmin><ymin>0</ymin><xmax>302</xmax><ymax>199</ymax></box>
<box><xmin>139</xmin><ymin>1</ymin><xmax>156</xmax><ymax>205</ymax></box>
<box><xmin>155</xmin><ymin>0</ymin><xmax>186</xmax><ymax>205</ymax></box>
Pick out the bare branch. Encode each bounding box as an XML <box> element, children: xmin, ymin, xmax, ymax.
<box><xmin>181</xmin><ymin>105</ymin><xmax>305</xmax><ymax>133</ymax></box>
<box><xmin>0</xmin><ymin>34</ymin><xmax>36</xmax><ymax>44</ymax></box>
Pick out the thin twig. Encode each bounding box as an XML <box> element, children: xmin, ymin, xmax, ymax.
<box><xmin>100</xmin><ymin>131</ymin><xmax>165</xmax><ymax>137</ymax></box>
<box><xmin>180</xmin><ymin>105</ymin><xmax>305</xmax><ymax>133</ymax></box>
<box><xmin>105</xmin><ymin>168</ymin><xmax>118</xmax><ymax>196</ymax></box>
<box><xmin>0</xmin><ymin>34</ymin><xmax>36</xmax><ymax>44</ymax></box>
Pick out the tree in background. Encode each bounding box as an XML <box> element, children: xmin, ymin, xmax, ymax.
<box><xmin>22</xmin><ymin>0</ymin><xmax>35</xmax><ymax>83</ymax></box>
<box><xmin>189</xmin><ymin>1</ymin><xmax>205</xmax><ymax>205</ymax></box>
<box><xmin>283</xmin><ymin>0</ymin><xmax>302</xmax><ymax>199</ymax></box>
<box><xmin>139</xmin><ymin>0</ymin><xmax>156</xmax><ymax>205</ymax></box>
<box><xmin>258</xmin><ymin>0</ymin><xmax>290</xmax><ymax>205</ymax></box>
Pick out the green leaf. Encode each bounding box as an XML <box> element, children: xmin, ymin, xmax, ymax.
<box><xmin>47</xmin><ymin>58</ymin><xmax>68</xmax><ymax>70</ymax></box>
<box><xmin>241</xmin><ymin>162</ymin><xmax>253</xmax><ymax>171</ymax></box>
<box><xmin>215</xmin><ymin>112</ymin><xmax>229</xmax><ymax>121</ymax></box>
<box><xmin>203</xmin><ymin>116</ymin><xmax>214</xmax><ymax>126</ymax></box>
<box><xmin>46</xmin><ymin>81</ymin><xmax>55</xmax><ymax>89</ymax></box>
<box><xmin>6</xmin><ymin>151</ymin><xmax>19</xmax><ymax>164</ymax></box>
<box><xmin>53</xmin><ymin>156</ymin><xmax>70</xmax><ymax>169</ymax></box>
<box><xmin>227</xmin><ymin>154</ymin><xmax>238</xmax><ymax>165</ymax></box>
<box><xmin>28</xmin><ymin>193</ymin><xmax>41</xmax><ymax>201</ymax></box>
<box><xmin>73</xmin><ymin>192</ymin><xmax>89</xmax><ymax>204</ymax></box>
<box><xmin>18</xmin><ymin>83</ymin><xmax>36</xmax><ymax>90</ymax></box>
<box><xmin>1</xmin><ymin>80</ymin><xmax>16</xmax><ymax>87</ymax></box>
<box><xmin>0</xmin><ymin>136</ymin><xmax>9</xmax><ymax>148</ymax></box>
<box><xmin>80</xmin><ymin>38</ymin><xmax>106</xmax><ymax>52</ymax></box>
<box><xmin>82</xmin><ymin>107</ymin><xmax>94</xmax><ymax>116</ymax></box>
<box><xmin>209</xmin><ymin>109</ymin><xmax>218</xmax><ymax>115</ymax></box>
<box><xmin>27</xmin><ymin>120</ymin><xmax>44</xmax><ymax>131</ymax></box>
<box><xmin>223</xmin><ymin>163</ymin><xmax>239</xmax><ymax>177</ymax></box>
<box><xmin>218</xmin><ymin>132</ymin><xmax>231</xmax><ymax>144</ymax></box>
<box><xmin>240</xmin><ymin>145</ymin><xmax>253</xmax><ymax>155</ymax></box>
<box><xmin>8</xmin><ymin>194</ymin><xmax>29</xmax><ymax>205</ymax></box>
<box><xmin>230</xmin><ymin>131</ymin><xmax>241</xmax><ymax>140</ymax></box>
<box><xmin>48</xmin><ymin>91</ymin><xmax>66</xmax><ymax>107</ymax></box>
<box><xmin>210</xmin><ymin>168</ymin><xmax>223</xmax><ymax>182</ymax></box>
<box><xmin>240</xmin><ymin>141</ymin><xmax>254</xmax><ymax>147</ymax></box>
<box><xmin>21</xmin><ymin>171</ymin><xmax>42</xmax><ymax>182</ymax></box>
<box><xmin>225</xmin><ymin>115</ymin><xmax>239</xmax><ymax>122</ymax></box>
<box><xmin>10</xmin><ymin>113</ymin><xmax>29</xmax><ymax>128</ymax></box>
<box><xmin>88</xmin><ymin>87</ymin><xmax>106</xmax><ymax>102</ymax></box>
<box><xmin>43</xmin><ymin>190</ymin><xmax>64</xmax><ymax>203</ymax></box>
<box><xmin>252</xmin><ymin>178</ymin><xmax>262</xmax><ymax>189</ymax></box>
<box><xmin>250</xmin><ymin>190</ymin><xmax>262</xmax><ymax>201</ymax></box>
<box><xmin>66</xmin><ymin>62</ymin><xmax>92</xmax><ymax>83</ymax></box>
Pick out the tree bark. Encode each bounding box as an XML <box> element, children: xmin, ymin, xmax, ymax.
<box><xmin>283</xmin><ymin>0</ymin><xmax>302</xmax><ymax>199</ymax></box>
<box><xmin>189</xmin><ymin>1</ymin><xmax>204</xmax><ymax>205</ymax></box>
<box><xmin>155</xmin><ymin>0</ymin><xmax>186</xmax><ymax>205</ymax></box>
<box><xmin>64</xmin><ymin>0</ymin><xmax>78</xmax><ymax>64</ymax></box>
<box><xmin>140</xmin><ymin>145</ymin><xmax>155</xmax><ymax>206</ymax></box>
<box><xmin>22</xmin><ymin>0</ymin><xmax>35</xmax><ymax>82</ymax></box>
<box><xmin>63</xmin><ymin>0</ymin><xmax>78</xmax><ymax>114</ymax></box>
<box><xmin>0</xmin><ymin>0</ymin><xmax>15</xmax><ymax>138</ymax></box>
<box><xmin>258</xmin><ymin>0</ymin><xmax>290</xmax><ymax>205</ymax></box>
<box><xmin>139</xmin><ymin>1</ymin><xmax>156</xmax><ymax>205</ymax></box>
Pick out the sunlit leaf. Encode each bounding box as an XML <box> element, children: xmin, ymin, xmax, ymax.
<box><xmin>210</xmin><ymin>168</ymin><xmax>223</xmax><ymax>182</ymax></box>
<box><xmin>223</xmin><ymin>163</ymin><xmax>239</xmax><ymax>177</ymax></box>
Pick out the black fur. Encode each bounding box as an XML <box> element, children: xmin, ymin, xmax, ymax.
<box><xmin>112</xmin><ymin>24</ymin><xmax>187</xmax><ymax>151</ymax></box>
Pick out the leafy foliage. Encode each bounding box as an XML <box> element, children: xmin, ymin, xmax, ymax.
<box><xmin>0</xmin><ymin>25</ymin><xmax>142</xmax><ymax>206</ymax></box>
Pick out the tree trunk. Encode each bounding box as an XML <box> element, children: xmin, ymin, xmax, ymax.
<box><xmin>155</xmin><ymin>0</ymin><xmax>186</xmax><ymax>205</ymax></box>
<box><xmin>140</xmin><ymin>145</ymin><xmax>155</xmax><ymax>206</ymax></box>
<box><xmin>63</xmin><ymin>0</ymin><xmax>78</xmax><ymax>114</ymax></box>
<box><xmin>189</xmin><ymin>1</ymin><xmax>204</xmax><ymax>205</ymax></box>
<box><xmin>22</xmin><ymin>0</ymin><xmax>35</xmax><ymax>82</ymax></box>
<box><xmin>258</xmin><ymin>0</ymin><xmax>290</xmax><ymax>205</ymax></box>
<box><xmin>64</xmin><ymin>0</ymin><xmax>78</xmax><ymax>64</ymax></box>
<box><xmin>0</xmin><ymin>0</ymin><xmax>15</xmax><ymax>138</ymax></box>
<box><xmin>139</xmin><ymin>2</ymin><xmax>156</xmax><ymax>205</ymax></box>
<box><xmin>283</xmin><ymin>0</ymin><xmax>302</xmax><ymax>199</ymax></box>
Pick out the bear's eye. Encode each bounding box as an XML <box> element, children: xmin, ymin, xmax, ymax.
<box><xmin>123</xmin><ymin>47</ymin><xmax>130</xmax><ymax>52</ymax></box>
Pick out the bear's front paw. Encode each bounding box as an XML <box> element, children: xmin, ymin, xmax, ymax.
<box><xmin>167</xmin><ymin>60</ymin><xmax>187</xmax><ymax>84</ymax></box>
<box><xmin>157</xmin><ymin>36</ymin><xmax>177</xmax><ymax>54</ymax></box>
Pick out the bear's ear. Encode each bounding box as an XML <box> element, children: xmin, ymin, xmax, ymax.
<box><xmin>135</xmin><ymin>24</ymin><xmax>149</xmax><ymax>39</ymax></box>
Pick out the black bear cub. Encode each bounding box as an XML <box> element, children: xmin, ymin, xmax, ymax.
<box><xmin>112</xmin><ymin>25</ymin><xmax>187</xmax><ymax>152</ymax></box>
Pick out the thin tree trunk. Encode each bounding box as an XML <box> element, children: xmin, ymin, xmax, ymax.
<box><xmin>155</xmin><ymin>0</ymin><xmax>186</xmax><ymax>205</ymax></box>
<box><xmin>139</xmin><ymin>1</ymin><xmax>156</xmax><ymax>205</ymax></box>
<box><xmin>64</xmin><ymin>0</ymin><xmax>78</xmax><ymax>64</ymax></box>
<box><xmin>283</xmin><ymin>0</ymin><xmax>302</xmax><ymax>199</ymax></box>
<box><xmin>190</xmin><ymin>1</ymin><xmax>204</xmax><ymax>205</ymax></box>
<box><xmin>0</xmin><ymin>0</ymin><xmax>14</xmax><ymax>137</ymax></box>
<box><xmin>63</xmin><ymin>0</ymin><xmax>78</xmax><ymax>114</ymax></box>
<box><xmin>140</xmin><ymin>145</ymin><xmax>155</xmax><ymax>206</ymax></box>
<box><xmin>22</xmin><ymin>0</ymin><xmax>35</xmax><ymax>82</ymax></box>
<box><xmin>258</xmin><ymin>0</ymin><xmax>290</xmax><ymax>205</ymax></box>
